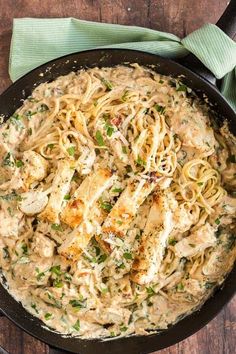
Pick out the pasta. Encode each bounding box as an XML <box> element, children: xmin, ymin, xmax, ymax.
<box><xmin>0</xmin><ymin>64</ymin><xmax>235</xmax><ymax>339</ymax></box>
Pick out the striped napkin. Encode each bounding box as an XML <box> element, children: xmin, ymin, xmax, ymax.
<box><xmin>9</xmin><ymin>18</ymin><xmax>236</xmax><ymax>110</ymax></box>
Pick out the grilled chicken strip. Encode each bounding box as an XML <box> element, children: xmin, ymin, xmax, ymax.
<box><xmin>131</xmin><ymin>191</ymin><xmax>175</xmax><ymax>285</ymax></box>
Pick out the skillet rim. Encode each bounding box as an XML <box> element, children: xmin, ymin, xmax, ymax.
<box><xmin>0</xmin><ymin>48</ymin><xmax>235</xmax><ymax>354</ymax></box>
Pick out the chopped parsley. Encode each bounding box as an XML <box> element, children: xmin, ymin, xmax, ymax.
<box><xmin>112</xmin><ymin>188</ymin><xmax>123</xmax><ymax>193</ymax></box>
<box><xmin>197</xmin><ymin>182</ymin><xmax>204</xmax><ymax>186</ymax></box>
<box><xmin>120</xmin><ymin>325</ymin><xmax>128</xmax><ymax>332</ymax></box>
<box><xmin>72</xmin><ymin>319</ymin><xmax>80</xmax><ymax>331</ymax></box>
<box><xmin>154</xmin><ymin>104</ymin><xmax>165</xmax><ymax>114</ymax></box>
<box><xmin>2</xmin><ymin>152</ymin><xmax>14</xmax><ymax>167</ymax></box>
<box><xmin>168</xmin><ymin>238</ymin><xmax>177</xmax><ymax>246</ymax></box>
<box><xmin>38</xmin><ymin>104</ymin><xmax>49</xmax><ymax>112</ymax></box>
<box><xmin>146</xmin><ymin>287</ymin><xmax>155</xmax><ymax>296</ymax></box>
<box><xmin>51</xmin><ymin>223</ymin><xmax>63</xmax><ymax>232</ymax></box>
<box><xmin>101</xmin><ymin>78</ymin><xmax>113</xmax><ymax>91</ymax></box>
<box><xmin>0</xmin><ymin>192</ymin><xmax>22</xmax><ymax>201</ymax></box>
<box><xmin>50</xmin><ymin>265</ymin><xmax>62</xmax><ymax>276</ymax></box>
<box><xmin>105</xmin><ymin>123</ymin><xmax>115</xmax><ymax>137</ymax></box>
<box><xmin>122</xmin><ymin>146</ymin><xmax>128</xmax><ymax>154</ymax></box>
<box><xmin>117</xmin><ymin>220</ymin><xmax>123</xmax><ymax>225</ymax></box>
<box><xmin>205</xmin><ymin>282</ymin><xmax>216</xmax><ymax>290</ymax></box>
<box><xmin>215</xmin><ymin>218</ymin><xmax>221</xmax><ymax>225</ymax></box>
<box><xmin>95</xmin><ymin>130</ymin><xmax>105</xmax><ymax>146</ymax></box>
<box><xmin>98</xmin><ymin>254</ymin><xmax>107</xmax><ymax>264</ymax></box>
<box><xmin>31</xmin><ymin>303</ymin><xmax>39</xmax><ymax>314</ymax></box>
<box><xmin>176</xmin><ymin>84</ymin><xmax>188</xmax><ymax>92</ymax></box>
<box><xmin>27</xmin><ymin>96</ymin><xmax>39</xmax><ymax>103</ymax></box>
<box><xmin>44</xmin><ymin>313</ymin><xmax>52</xmax><ymax>320</ymax></box>
<box><xmin>159</xmin><ymin>79</ymin><xmax>164</xmax><ymax>84</ymax></box>
<box><xmin>136</xmin><ymin>155</ymin><xmax>146</xmax><ymax>167</ymax></box>
<box><xmin>21</xmin><ymin>244</ymin><xmax>28</xmax><ymax>255</ymax></box>
<box><xmin>123</xmin><ymin>252</ymin><xmax>132</xmax><ymax>260</ymax></box>
<box><xmin>67</xmin><ymin>146</ymin><xmax>75</xmax><ymax>156</ymax></box>
<box><xmin>25</xmin><ymin>110</ymin><xmax>37</xmax><ymax>119</ymax></box>
<box><xmin>28</xmin><ymin>128</ymin><xmax>32</xmax><ymax>136</ymax></box>
<box><xmin>9</xmin><ymin>114</ymin><xmax>24</xmax><ymax>130</ymax></box>
<box><xmin>69</xmin><ymin>299</ymin><xmax>86</xmax><ymax>309</ymax></box>
<box><xmin>121</xmin><ymin>90</ymin><xmax>129</xmax><ymax>102</ymax></box>
<box><xmin>64</xmin><ymin>194</ymin><xmax>71</xmax><ymax>200</ymax></box>
<box><xmin>47</xmin><ymin>143</ymin><xmax>54</xmax><ymax>150</ymax></box>
<box><xmin>16</xmin><ymin>160</ymin><xmax>24</xmax><ymax>168</ymax></box>
<box><xmin>53</xmin><ymin>279</ymin><xmax>63</xmax><ymax>288</ymax></box>
<box><xmin>176</xmin><ymin>283</ymin><xmax>184</xmax><ymax>291</ymax></box>
<box><xmin>100</xmin><ymin>200</ymin><xmax>112</xmax><ymax>212</ymax></box>
<box><xmin>36</xmin><ymin>270</ymin><xmax>45</xmax><ymax>281</ymax></box>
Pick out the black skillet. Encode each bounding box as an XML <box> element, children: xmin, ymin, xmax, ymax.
<box><xmin>0</xmin><ymin>2</ymin><xmax>236</xmax><ymax>354</ymax></box>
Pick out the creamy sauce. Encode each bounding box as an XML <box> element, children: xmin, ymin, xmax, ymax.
<box><xmin>0</xmin><ymin>64</ymin><xmax>235</xmax><ymax>339</ymax></box>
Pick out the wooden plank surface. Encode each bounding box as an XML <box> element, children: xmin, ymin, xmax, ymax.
<box><xmin>0</xmin><ymin>1</ymin><xmax>235</xmax><ymax>353</ymax></box>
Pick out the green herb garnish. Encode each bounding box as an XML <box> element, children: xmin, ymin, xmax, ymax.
<box><xmin>168</xmin><ymin>238</ymin><xmax>177</xmax><ymax>246</ymax></box>
<box><xmin>176</xmin><ymin>84</ymin><xmax>188</xmax><ymax>92</ymax></box>
<box><xmin>105</xmin><ymin>124</ymin><xmax>115</xmax><ymax>137</ymax></box>
<box><xmin>112</xmin><ymin>188</ymin><xmax>123</xmax><ymax>193</ymax></box>
<box><xmin>67</xmin><ymin>146</ymin><xmax>75</xmax><ymax>156</ymax></box>
<box><xmin>9</xmin><ymin>114</ymin><xmax>24</xmax><ymax>130</ymax></box>
<box><xmin>120</xmin><ymin>325</ymin><xmax>128</xmax><ymax>332</ymax></box>
<box><xmin>51</xmin><ymin>223</ymin><xmax>63</xmax><ymax>232</ymax></box>
<box><xmin>64</xmin><ymin>194</ymin><xmax>71</xmax><ymax>200</ymax></box>
<box><xmin>50</xmin><ymin>265</ymin><xmax>62</xmax><ymax>275</ymax></box>
<box><xmin>215</xmin><ymin>218</ymin><xmax>221</xmax><ymax>225</ymax></box>
<box><xmin>95</xmin><ymin>130</ymin><xmax>105</xmax><ymax>146</ymax></box>
<box><xmin>21</xmin><ymin>244</ymin><xmax>28</xmax><ymax>255</ymax></box>
<box><xmin>16</xmin><ymin>160</ymin><xmax>24</xmax><ymax>168</ymax></box>
<box><xmin>121</xmin><ymin>90</ymin><xmax>129</xmax><ymax>102</ymax></box>
<box><xmin>98</xmin><ymin>254</ymin><xmax>107</xmax><ymax>264</ymax></box>
<box><xmin>72</xmin><ymin>319</ymin><xmax>80</xmax><ymax>331</ymax></box>
<box><xmin>44</xmin><ymin>313</ymin><xmax>52</xmax><ymax>320</ymax></box>
<box><xmin>205</xmin><ymin>282</ymin><xmax>216</xmax><ymax>290</ymax></box>
<box><xmin>122</xmin><ymin>146</ymin><xmax>128</xmax><ymax>154</ymax></box>
<box><xmin>146</xmin><ymin>287</ymin><xmax>155</xmax><ymax>296</ymax></box>
<box><xmin>53</xmin><ymin>279</ymin><xmax>63</xmax><ymax>288</ymax></box>
<box><xmin>2</xmin><ymin>152</ymin><xmax>14</xmax><ymax>167</ymax></box>
<box><xmin>176</xmin><ymin>283</ymin><xmax>184</xmax><ymax>291</ymax></box>
<box><xmin>38</xmin><ymin>104</ymin><xmax>49</xmax><ymax>112</ymax></box>
<box><xmin>69</xmin><ymin>299</ymin><xmax>86</xmax><ymax>309</ymax></box>
<box><xmin>100</xmin><ymin>200</ymin><xmax>112</xmax><ymax>212</ymax></box>
<box><xmin>31</xmin><ymin>303</ymin><xmax>39</xmax><ymax>314</ymax></box>
<box><xmin>25</xmin><ymin>110</ymin><xmax>37</xmax><ymax>119</ymax></box>
<box><xmin>154</xmin><ymin>104</ymin><xmax>165</xmax><ymax>114</ymax></box>
<box><xmin>101</xmin><ymin>78</ymin><xmax>113</xmax><ymax>91</ymax></box>
<box><xmin>123</xmin><ymin>252</ymin><xmax>132</xmax><ymax>260</ymax></box>
<box><xmin>136</xmin><ymin>155</ymin><xmax>146</xmax><ymax>167</ymax></box>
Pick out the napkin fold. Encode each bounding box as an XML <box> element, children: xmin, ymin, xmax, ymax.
<box><xmin>9</xmin><ymin>18</ymin><xmax>236</xmax><ymax>110</ymax></box>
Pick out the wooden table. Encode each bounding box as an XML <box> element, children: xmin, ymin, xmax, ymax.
<box><xmin>0</xmin><ymin>1</ymin><xmax>235</xmax><ymax>353</ymax></box>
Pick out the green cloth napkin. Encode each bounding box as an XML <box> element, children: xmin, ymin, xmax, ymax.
<box><xmin>9</xmin><ymin>18</ymin><xmax>236</xmax><ymax>110</ymax></box>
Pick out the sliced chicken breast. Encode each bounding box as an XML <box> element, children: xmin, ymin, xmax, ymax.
<box><xmin>131</xmin><ymin>191</ymin><xmax>174</xmax><ymax>285</ymax></box>
<box><xmin>39</xmin><ymin>159</ymin><xmax>74</xmax><ymax>223</ymax></box>
<box><xmin>61</xmin><ymin>168</ymin><xmax>114</xmax><ymax>228</ymax></box>
<box><xmin>59</xmin><ymin>205</ymin><xmax>106</xmax><ymax>259</ymax></box>
<box><xmin>97</xmin><ymin>179</ymin><xmax>157</xmax><ymax>253</ymax></box>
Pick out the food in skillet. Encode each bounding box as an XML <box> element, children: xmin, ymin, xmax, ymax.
<box><xmin>0</xmin><ymin>64</ymin><xmax>235</xmax><ymax>338</ymax></box>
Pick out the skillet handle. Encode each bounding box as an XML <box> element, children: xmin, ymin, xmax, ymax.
<box><xmin>181</xmin><ymin>0</ymin><xmax>236</xmax><ymax>85</ymax></box>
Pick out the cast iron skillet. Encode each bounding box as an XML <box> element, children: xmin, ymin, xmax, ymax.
<box><xmin>0</xmin><ymin>2</ymin><xmax>236</xmax><ymax>353</ymax></box>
